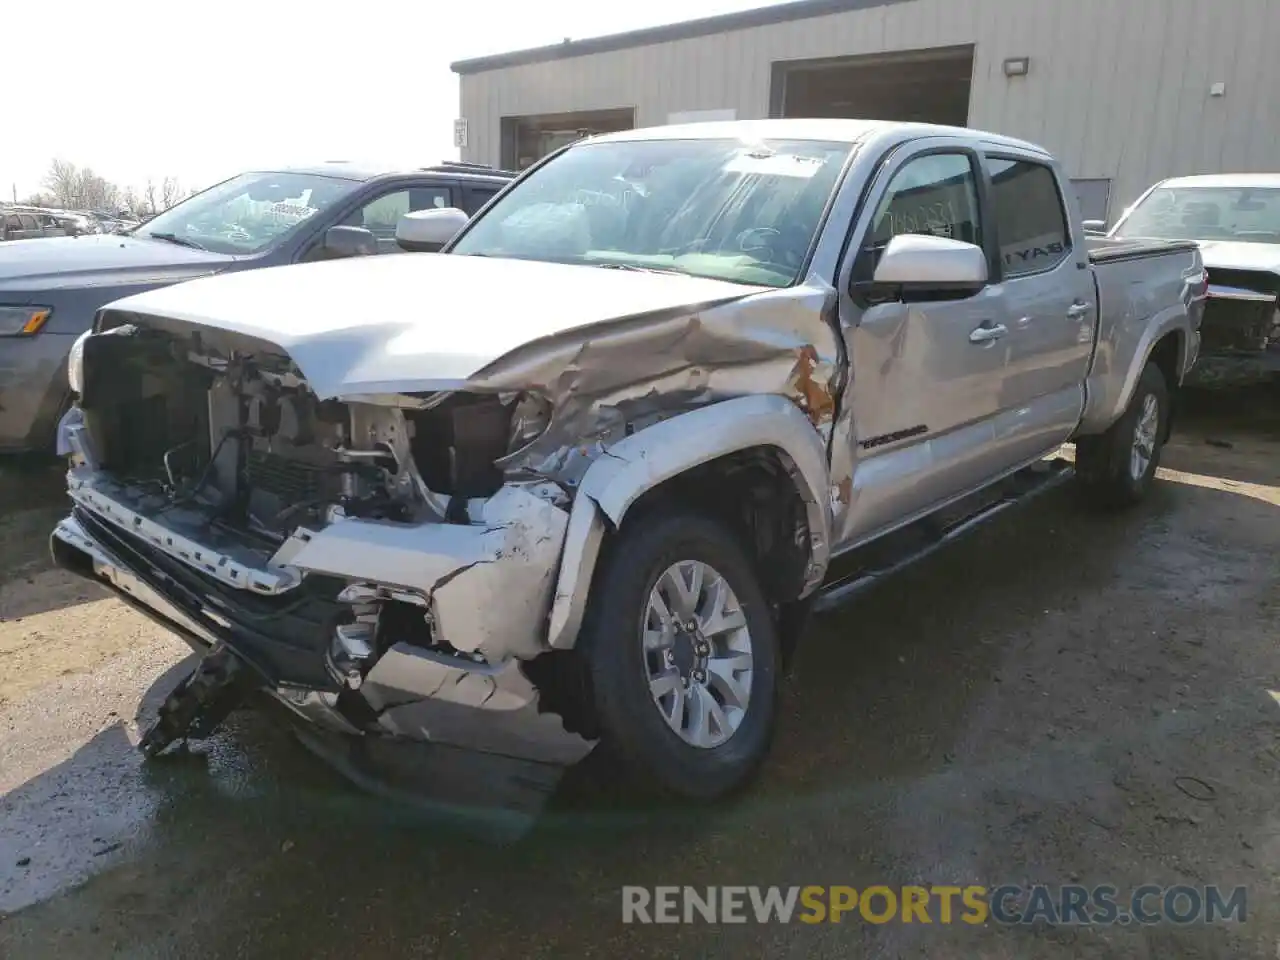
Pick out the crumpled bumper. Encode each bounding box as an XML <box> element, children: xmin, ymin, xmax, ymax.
<box><xmin>50</xmin><ymin>481</ymin><xmax>597</xmax><ymax>791</ymax></box>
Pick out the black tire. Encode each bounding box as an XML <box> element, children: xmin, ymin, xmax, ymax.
<box><xmin>1076</xmin><ymin>361</ymin><xmax>1170</xmax><ymax>508</ymax></box>
<box><xmin>579</xmin><ymin>509</ymin><xmax>780</xmax><ymax>801</ymax></box>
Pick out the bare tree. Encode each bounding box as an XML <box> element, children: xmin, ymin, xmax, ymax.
<box><xmin>42</xmin><ymin>159</ymin><xmax>80</xmax><ymax>207</ymax></box>
<box><xmin>76</xmin><ymin>168</ymin><xmax>120</xmax><ymax>211</ymax></box>
<box><xmin>40</xmin><ymin>160</ymin><xmax>120</xmax><ymax>210</ymax></box>
<box><xmin>160</xmin><ymin>177</ymin><xmax>183</xmax><ymax>210</ymax></box>
<box><xmin>35</xmin><ymin>160</ymin><xmax>197</xmax><ymax>214</ymax></box>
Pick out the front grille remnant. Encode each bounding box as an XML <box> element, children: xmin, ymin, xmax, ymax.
<box><xmin>1201</xmin><ymin>297</ymin><xmax>1276</xmax><ymax>353</ymax></box>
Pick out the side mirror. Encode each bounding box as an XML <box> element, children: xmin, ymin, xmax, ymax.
<box><xmin>864</xmin><ymin>234</ymin><xmax>988</xmax><ymax>297</ymax></box>
<box><xmin>322</xmin><ymin>225</ymin><xmax>378</xmax><ymax>258</ymax></box>
<box><xmin>396</xmin><ymin>207</ymin><xmax>469</xmax><ymax>252</ymax></box>
<box><xmin>1082</xmin><ymin>219</ymin><xmax>1107</xmax><ymax>234</ymax></box>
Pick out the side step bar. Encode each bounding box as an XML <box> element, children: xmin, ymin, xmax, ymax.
<box><xmin>814</xmin><ymin>457</ymin><xmax>1074</xmax><ymax>613</ymax></box>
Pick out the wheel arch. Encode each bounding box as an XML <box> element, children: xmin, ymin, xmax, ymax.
<box><xmin>544</xmin><ymin>394</ymin><xmax>834</xmax><ymax>651</ymax></box>
<box><xmin>1147</xmin><ymin>329</ymin><xmax>1183</xmax><ymax>442</ymax></box>
<box><xmin>1080</xmin><ymin>314</ymin><xmax>1189</xmax><ymax>437</ymax></box>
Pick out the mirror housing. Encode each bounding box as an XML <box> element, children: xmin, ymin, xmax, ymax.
<box><xmin>396</xmin><ymin>207</ymin><xmax>469</xmax><ymax>252</ymax></box>
<box><xmin>322</xmin><ymin>225</ymin><xmax>378</xmax><ymax>259</ymax></box>
<box><xmin>861</xmin><ymin>234</ymin><xmax>988</xmax><ymax>299</ymax></box>
<box><xmin>1082</xmin><ymin>219</ymin><xmax>1107</xmax><ymax>234</ymax></box>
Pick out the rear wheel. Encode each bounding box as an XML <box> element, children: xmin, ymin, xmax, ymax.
<box><xmin>1076</xmin><ymin>361</ymin><xmax>1170</xmax><ymax>507</ymax></box>
<box><xmin>580</xmin><ymin>509</ymin><xmax>780</xmax><ymax>801</ymax></box>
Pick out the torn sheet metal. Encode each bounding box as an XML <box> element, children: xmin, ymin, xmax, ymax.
<box><xmin>284</xmin><ymin>482</ymin><xmax>569</xmax><ymax>660</ymax></box>
<box><xmin>480</xmin><ymin>281</ymin><xmax>844</xmax><ymax>489</ymax></box>
<box><xmin>362</xmin><ymin>645</ymin><xmax>594</xmax><ymax>766</ymax></box>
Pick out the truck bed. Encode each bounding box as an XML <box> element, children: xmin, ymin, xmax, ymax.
<box><xmin>1076</xmin><ymin>234</ymin><xmax>1204</xmax><ymax>437</ymax></box>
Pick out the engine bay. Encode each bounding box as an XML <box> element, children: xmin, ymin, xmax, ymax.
<box><xmin>74</xmin><ymin>320</ymin><xmax>543</xmax><ymax>547</ymax></box>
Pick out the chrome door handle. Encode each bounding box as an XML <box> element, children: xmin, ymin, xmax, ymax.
<box><xmin>969</xmin><ymin>324</ymin><xmax>1008</xmax><ymax>344</ymax></box>
<box><xmin>1067</xmin><ymin>302</ymin><xmax>1093</xmax><ymax>319</ymax></box>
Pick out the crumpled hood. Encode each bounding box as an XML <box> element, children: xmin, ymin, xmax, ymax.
<box><xmin>0</xmin><ymin>233</ymin><xmax>234</xmax><ymax>294</ymax></box>
<box><xmin>103</xmin><ymin>253</ymin><xmax>767</xmax><ymax>399</ymax></box>
<box><xmin>1196</xmin><ymin>240</ymin><xmax>1280</xmax><ymax>275</ymax></box>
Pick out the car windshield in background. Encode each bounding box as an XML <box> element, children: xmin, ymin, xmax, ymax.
<box><xmin>135</xmin><ymin>172</ymin><xmax>362</xmax><ymax>254</ymax></box>
<box><xmin>1117</xmin><ymin>186</ymin><xmax>1280</xmax><ymax>244</ymax></box>
<box><xmin>451</xmin><ymin>138</ymin><xmax>855</xmax><ymax>287</ymax></box>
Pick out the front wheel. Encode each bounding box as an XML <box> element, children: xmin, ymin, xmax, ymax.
<box><xmin>580</xmin><ymin>510</ymin><xmax>780</xmax><ymax>801</ymax></box>
<box><xmin>1076</xmin><ymin>361</ymin><xmax>1170</xmax><ymax>508</ymax></box>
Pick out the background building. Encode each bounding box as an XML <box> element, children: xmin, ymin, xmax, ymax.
<box><xmin>452</xmin><ymin>0</ymin><xmax>1280</xmax><ymax>221</ymax></box>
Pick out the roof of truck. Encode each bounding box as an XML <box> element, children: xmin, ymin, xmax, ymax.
<box><xmin>1157</xmin><ymin>173</ymin><xmax>1280</xmax><ymax>189</ymax></box>
<box><xmin>590</xmin><ymin>118</ymin><xmax>1050</xmax><ymax>155</ymax></box>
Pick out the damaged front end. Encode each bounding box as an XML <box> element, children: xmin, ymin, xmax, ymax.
<box><xmin>49</xmin><ymin>255</ymin><xmax>844</xmax><ymax>821</ymax></box>
<box><xmin>1189</xmin><ymin>269</ymin><xmax>1280</xmax><ymax>386</ymax></box>
<box><xmin>52</xmin><ymin>316</ymin><xmax>594</xmax><ymax>818</ymax></box>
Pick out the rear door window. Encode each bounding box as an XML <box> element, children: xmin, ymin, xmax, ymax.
<box><xmin>984</xmin><ymin>157</ymin><xmax>1072</xmax><ymax>277</ymax></box>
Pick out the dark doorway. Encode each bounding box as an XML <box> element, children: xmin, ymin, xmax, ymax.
<box><xmin>772</xmin><ymin>45</ymin><xmax>974</xmax><ymax>125</ymax></box>
<box><xmin>500</xmin><ymin>108</ymin><xmax>636</xmax><ymax>170</ymax></box>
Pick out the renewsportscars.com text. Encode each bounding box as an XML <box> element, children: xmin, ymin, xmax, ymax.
<box><xmin>621</xmin><ymin>885</ymin><xmax>1247</xmax><ymax>926</ymax></box>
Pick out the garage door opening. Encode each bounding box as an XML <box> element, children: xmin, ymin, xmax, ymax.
<box><xmin>500</xmin><ymin>108</ymin><xmax>635</xmax><ymax>170</ymax></box>
<box><xmin>772</xmin><ymin>45</ymin><xmax>974</xmax><ymax>126</ymax></box>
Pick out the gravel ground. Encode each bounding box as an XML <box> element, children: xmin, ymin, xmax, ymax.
<box><xmin>0</xmin><ymin>387</ymin><xmax>1277</xmax><ymax>959</ymax></box>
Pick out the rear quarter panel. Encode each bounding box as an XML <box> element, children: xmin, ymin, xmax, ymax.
<box><xmin>1077</xmin><ymin>241</ymin><xmax>1204</xmax><ymax>435</ymax></box>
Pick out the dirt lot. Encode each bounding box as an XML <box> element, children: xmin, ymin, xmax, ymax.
<box><xmin>0</xmin><ymin>388</ymin><xmax>1277</xmax><ymax>959</ymax></box>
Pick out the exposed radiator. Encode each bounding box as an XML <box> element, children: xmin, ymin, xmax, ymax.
<box><xmin>245</xmin><ymin>450</ymin><xmax>337</xmax><ymax>504</ymax></box>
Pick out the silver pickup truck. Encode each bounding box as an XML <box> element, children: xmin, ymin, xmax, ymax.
<box><xmin>50</xmin><ymin>120</ymin><xmax>1205</xmax><ymax>816</ymax></box>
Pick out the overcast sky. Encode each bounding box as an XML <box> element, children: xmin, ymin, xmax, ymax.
<box><xmin>3</xmin><ymin>0</ymin><xmax>770</xmax><ymax>202</ymax></box>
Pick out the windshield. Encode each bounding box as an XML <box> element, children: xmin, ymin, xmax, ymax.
<box><xmin>451</xmin><ymin>137</ymin><xmax>855</xmax><ymax>287</ymax></box>
<box><xmin>135</xmin><ymin>171</ymin><xmax>362</xmax><ymax>254</ymax></box>
<box><xmin>1116</xmin><ymin>185</ymin><xmax>1280</xmax><ymax>244</ymax></box>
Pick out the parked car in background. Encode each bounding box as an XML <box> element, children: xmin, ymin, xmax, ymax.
<box><xmin>0</xmin><ymin>160</ymin><xmax>515</xmax><ymax>453</ymax></box>
<box><xmin>1</xmin><ymin>207</ymin><xmax>66</xmax><ymax>241</ymax></box>
<box><xmin>51</xmin><ymin>120</ymin><xmax>1204</xmax><ymax>814</ymax></box>
<box><xmin>51</xmin><ymin>211</ymin><xmax>99</xmax><ymax>236</ymax></box>
<box><xmin>1105</xmin><ymin>174</ymin><xmax>1280</xmax><ymax>385</ymax></box>
<box><xmin>89</xmin><ymin>210</ymin><xmax>141</xmax><ymax>234</ymax></box>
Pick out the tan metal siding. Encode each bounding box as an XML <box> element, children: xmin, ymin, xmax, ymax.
<box><xmin>459</xmin><ymin>0</ymin><xmax>1277</xmax><ymax>216</ymax></box>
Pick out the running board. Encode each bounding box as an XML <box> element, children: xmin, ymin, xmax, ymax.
<box><xmin>813</xmin><ymin>457</ymin><xmax>1074</xmax><ymax>614</ymax></box>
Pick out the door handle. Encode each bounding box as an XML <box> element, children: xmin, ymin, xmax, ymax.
<box><xmin>1067</xmin><ymin>302</ymin><xmax>1093</xmax><ymax>319</ymax></box>
<box><xmin>969</xmin><ymin>323</ymin><xmax>1008</xmax><ymax>344</ymax></box>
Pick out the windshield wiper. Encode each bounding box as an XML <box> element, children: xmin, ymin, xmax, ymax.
<box><xmin>593</xmin><ymin>262</ymin><xmax>683</xmax><ymax>275</ymax></box>
<box><xmin>145</xmin><ymin>231</ymin><xmax>208</xmax><ymax>252</ymax></box>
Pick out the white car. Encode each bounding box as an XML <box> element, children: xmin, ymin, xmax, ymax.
<box><xmin>1107</xmin><ymin>174</ymin><xmax>1280</xmax><ymax>385</ymax></box>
